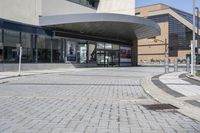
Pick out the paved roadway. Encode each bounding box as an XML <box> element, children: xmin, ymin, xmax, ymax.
<box><xmin>0</xmin><ymin>67</ymin><xmax>199</xmax><ymax>133</ymax></box>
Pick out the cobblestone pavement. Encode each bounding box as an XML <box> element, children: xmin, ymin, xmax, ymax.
<box><xmin>0</xmin><ymin>68</ymin><xmax>200</xmax><ymax>133</ymax></box>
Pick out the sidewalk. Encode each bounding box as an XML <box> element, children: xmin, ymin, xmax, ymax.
<box><xmin>141</xmin><ymin>71</ymin><xmax>200</xmax><ymax>121</ymax></box>
<box><xmin>0</xmin><ymin>68</ymin><xmax>82</xmax><ymax>83</ymax></box>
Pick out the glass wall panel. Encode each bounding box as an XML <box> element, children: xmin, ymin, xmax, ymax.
<box><xmin>4</xmin><ymin>30</ymin><xmax>20</xmax><ymax>62</ymax></box>
<box><xmin>77</xmin><ymin>44</ymin><xmax>87</xmax><ymax>63</ymax></box>
<box><xmin>120</xmin><ymin>46</ymin><xmax>132</xmax><ymax>66</ymax></box>
<box><xmin>21</xmin><ymin>32</ymin><xmax>32</xmax><ymax>62</ymax></box>
<box><xmin>4</xmin><ymin>30</ymin><xmax>20</xmax><ymax>47</ymax></box>
<box><xmin>37</xmin><ymin>36</ymin><xmax>51</xmax><ymax>62</ymax></box>
<box><xmin>97</xmin><ymin>43</ymin><xmax>104</xmax><ymax>49</ymax></box>
<box><xmin>52</xmin><ymin>38</ymin><xmax>62</xmax><ymax>62</ymax></box>
<box><xmin>105</xmin><ymin>43</ymin><xmax>112</xmax><ymax>50</ymax></box>
<box><xmin>88</xmin><ymin>44</ymin><xmax>96</xmax><ymax>62</ymax></box>
<box><xmin>67</xmin><ymin>0</ymin><xmax>99</xmax><ymax>8</ymax></box>
<box><xmin>113</xmin><ymin>44</ymin><xmax>120</xmax><ymax>50</ymax></box>
<box><xmin>0</xmin><ymin>30</ymin><xmax>2</xmax><ymax>43</ymax></box>
<box><xmin>67</xmin><ymin>41</ymin><xmax>77</xmax><ymax>61</ymax></box>
<box><xmin>0</xmin><ymin>30</ymin><xmax>2</xmax><ymax>62</ymax></box>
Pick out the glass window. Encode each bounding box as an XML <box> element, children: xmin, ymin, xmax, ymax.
<box><xmin>168</xmin><ymin>15</ymin><xmax>194</xmax><ymax>56</ymax></box>
<box><xmin>67</xmin><ymin>41</ymin><xmax>77</xmax><ymax>61</ymax></box>
<box><xmin>21</xmin><ymin>33</ymin><xmax>32</xmax><ymax>62</ymax></box>
<box><xmin>0</xmin><ymin>29</ymin><xmax>2</xmax><ymax>43</ymax></box>
<box><xmin>113</xmin><ymin>44</ymin><xmax>120</xmax><ymax>50</ymax></box>
<box><xmin>21</xmin><ymin>32</ymin><xmax>31</xmax><ymax>48</ymax></box>
<box><xmin>37</xmin><ymin>36</ymin><xmax>51</xmax><ymax>62</ymax></box>
<box><xmin>0</xmin><ymin>30</ymin><xmax>2</xmax><ymax>62</ymax></box>
<box><xmin>66</xmin><ymin>0</ymin><xmax>99</xmax><ymax>8</ymax></box>
<box><xmin>88</xmin><ymin>44</ymin><xmax>96</xmax><ymax>61</ymax></box>
<box><xmin>97</xmin><ymin>42</ymin><xmax>104</xmax><ymax>49</ymax></box>
<box><xmin>77</xmin><ymin>44</ymin><xmax>87</xmax><ymax>63</ymax></box>
<box><xmin>52</xmin><ymin>38</ymin><xmax>62</xmax><ymax>62</ymax></box>
<box><xmin>120</xmin><ymin>46</ymin><xmax>132</xmax><ymax>63</ymax></box>
<box><xmin>4</xmin><ymin>30</ymin><xmax>20</xmax><ymax>62</ymax></box>
<box><xmin>4</xmin><ymin>30</ymin><xmax>20</xmax><ymax>47</ymax></box>
<box><xmin>105</xmin><ymin>43</ymin><xmax>112</xmax><ymax>50</ymax></box>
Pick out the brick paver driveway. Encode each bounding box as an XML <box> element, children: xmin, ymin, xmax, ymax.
<box><xmin>0</xmin><ymin>67</ymin><xmax>199</xmax><ymax>133</ymax></box>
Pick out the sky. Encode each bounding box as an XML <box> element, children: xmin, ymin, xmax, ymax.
<box><xmin>136</xmin><ymin>0</ymin><xmax>200</xmax><ymax>14</ymax></box>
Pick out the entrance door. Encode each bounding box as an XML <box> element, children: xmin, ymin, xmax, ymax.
<box><xmin>105</xmin><ymin>50</ymin><xmax>119</xmax><ymax>67</ymax></box>
<box><xmin>97</xmin><ymin>50</ymin><xmax>119</xmax><ymax>67</ymax></box>
<box><xmin>97</xmin><ymin>50</ymin><xmax>105</xmax><ymax>66</ymax></box>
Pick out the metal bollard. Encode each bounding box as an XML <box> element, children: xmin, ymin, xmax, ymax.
<box><xmin>186</xmin><ymin>57</ymin><xmax>190</xmax><ymax>72</ymax></box>
<box><xmin>174</xmin><ymin>57</ymin><xmax>178</xmax><ymax>72</ymax></box>
<box><xmin>165</xmin><ymin>58</ymin><xmax>169</xmax><ymax>73</ymax></box>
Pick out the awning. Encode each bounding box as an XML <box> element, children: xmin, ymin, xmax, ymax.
<box><xmin>39</xmin><ymin>13</ymin><xmax>160</xmax><ymax>43</ymax></box>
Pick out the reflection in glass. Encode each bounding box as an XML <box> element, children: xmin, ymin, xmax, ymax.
<box><xmin>77</xmin><ymin>44</ymin><xmax>87</xmax><ymax>63</ymax></box>
<box><xmin>37</xmin><ymin>36</ymin><xmax>51</xmax><ymax>62</ymax></box>
<box><xmin>4</xmin><ymin>30</ymin><xmax>20</xmax><ymax>62</ymax></box>
<box><xmin>88</xmin><ymin>44</ymin><xmax>96</xmax><ymax>62</ymax></box>
<box><xmin>105</xmin><ymin>43</ymin><xmax>112</xmax><ymax>49</ymax></box>
<box><xmin>97</xmin><ymin>43</ymin><xmax>104</xmax><ymax>49</ymax></box>
<box><xmin>67</xmin><ymin>41</ymin><xmax>77</xmax><ymax>61</ymax></box>
<box><xmin>21</xmin><ymin>32</ymin><xmax>32</xmax><ymax>62</ymax></box>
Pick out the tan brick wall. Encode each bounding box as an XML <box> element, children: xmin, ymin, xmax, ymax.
<box><xmin>137</xmin><ymin>4</ymin><xmax>191</xmax><ymax>64</ymax></box>
<box><xmin>178</xmin><ymin>50</ymin><xmax>190</xmax><ymax>60</ymax></box>
<box><xmin>136</xmin><ymin>4</ymin><xmax>169</xmax><ymax>17</ymax></box>
<box><xmin>138</xmin><ymin>22</ymin><xmax>169</xmax><ymax>63</ymax></box>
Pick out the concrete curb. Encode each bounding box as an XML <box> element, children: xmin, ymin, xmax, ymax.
<box><xmin>186</xmin><ymin>74</ymin><xmax>200</xmax><ymax>82</ymax></box>
<box><xmin>141</xmin><ymin>74</ymin><xmax>200</xmax><ymax>122</ymax></box>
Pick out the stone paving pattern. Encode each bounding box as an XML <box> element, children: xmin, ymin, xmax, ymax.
<box><xmin>0</xmin><ymin>68</ymin><xmax>199</xmax><ymax>133</ymax></box>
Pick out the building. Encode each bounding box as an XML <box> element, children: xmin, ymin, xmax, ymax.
<box><xmin>136</xmin><ymin>3</ymin><xmax>200</xmax><ymax>64</ymax></box>
<box><xmin>0</xmin><ymin>0</ymin><xmax>159</xmax><ymax>67</ymax></box>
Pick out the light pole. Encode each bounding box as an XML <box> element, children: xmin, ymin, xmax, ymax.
<box><xmin>164</xmin><ymin>39</ymin><xmax>169</xmax><ymax>73</ymax></box>
<box><xmin>151</xmin><ymin>38</ymin><xmax>169</xmax><ymax>73</ymax></box>
<box><xmin>191</xmin><ymin>0</ymin><xmax>196</xmax><ymax>75</ymax></box>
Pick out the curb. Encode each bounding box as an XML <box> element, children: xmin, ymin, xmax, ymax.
<box><xmin>141</xmin><ymin>74</ymin><xmax>200</xmax><ymax>122</ymax></box>
<box><xmin>186</xmin><ymin>74</ymin><xmax>200</xmax><ymax>82</ymax></box>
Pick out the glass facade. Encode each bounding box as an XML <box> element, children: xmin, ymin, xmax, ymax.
<box><xmin>52</xmin><ymin>38</ymin><xmax>62</xmax><ymax>62</ymax></box>
<box><xmin>0</xmin><ymin>30</ymin><xmax>3</xmax><ymax>62</ymax></box>
<box><xmin>4</xmin><ymin>30</ymin><xmax>20</xmax><ymax>62</ymax></box>
<box><xmin>37</xmin><ymin>36</ymin><xmax>51</xmax><ymax>63</ymax></box>
<box><xmin>21</xmin><ymin>32</ymin><xmax>33</xmax><ymax>62</ymax></box>
<box><xmin>96</xmin><ymin>43</ymin><xmax>121</xmax><ymax>67</ymax></box>
<box><xmin>148</xmin><ymin>13</ymin><xmax>198</xmax><ymax>57</ymax></box>
<box><xmin>0</xmin><ymin>18</ymin><xmax>133</xmax><ymax>66</ymax></box>
<box><xmin>66</xmin><ymin>0</ymin><xmax>99</xmax><ymax>8</ymax></box>
<box><xmin>168</xmin><ymin>16</ymin><xmax>193</xmax><ymax>56</ymax></box>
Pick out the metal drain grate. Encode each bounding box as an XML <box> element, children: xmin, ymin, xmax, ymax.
<box><xmin>142</xmin><ymin>104</ymin><xmax>178</xmax><ymax>110</ymax></box>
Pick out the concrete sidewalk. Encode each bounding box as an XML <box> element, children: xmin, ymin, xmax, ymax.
<box><xmin>0</xmin><ymin>68</ymin><xmax>86</xmax><ymax>84</ymax></box>
<box><xmin>142</xmin><ymin>71</ymin><xmax>200</xmax><ymax>121</ymax></box>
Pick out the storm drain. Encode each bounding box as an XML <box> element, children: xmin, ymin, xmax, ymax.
<box><xmin>142</xmin><ymin>104</ymin><xmax>179</xmax><ymax>110</ymax></box>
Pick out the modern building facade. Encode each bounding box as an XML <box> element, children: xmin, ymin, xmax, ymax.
<box><xmin>136</xmin><ymin>4</ymin><xmax>200</xmax><ymax>64</ymax></box>
<box><xmin>0</xmin><ymin>0</ymin><xmax>160</xmax><ymax>67</ymax></box>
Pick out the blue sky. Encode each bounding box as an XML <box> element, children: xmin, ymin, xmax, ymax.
<box><xmin>136</xmin><ymin>0</ymin><xmax>200</xmax><ymax>14</ymax></box>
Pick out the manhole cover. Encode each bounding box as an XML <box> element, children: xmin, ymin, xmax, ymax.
<box><xmin>142</xmin><ymin>104</ymin><xmax>178</xmax><ymax>110</ymax></box>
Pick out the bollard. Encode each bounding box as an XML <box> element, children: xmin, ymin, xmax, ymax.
<box><xmin>174</xmin><ymin>57</ymin><xmax>178</xmax><ymax>72</ymax></box>
<box><xmin>165</xmin><ymin>58</ymin><xmax>169</xmax><ymax>73</ymax></box>
<box><xmin>18</xmin><ymin>46</ymin><xmax>22</xmax><ymax>76</ymax></box>
<box><xmin>186</xmin><ymin>57</ymin><xmax>190</xmax><ymax>72</ymax></box>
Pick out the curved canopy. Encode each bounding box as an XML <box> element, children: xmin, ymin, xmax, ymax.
<box><xmin>39</xmin><ymin>13</ymin><xmax>160</xmax><ymax>43</ymax></box>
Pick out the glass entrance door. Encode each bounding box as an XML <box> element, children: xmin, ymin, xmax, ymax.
<box><xmin>97</xmin><ymin>50</ymin><xmax>119</xmax><ymax>67</ymax></box>
<box><xmin>105</xmin><ymin>50</ymin><xmax>119</xmax><ymax>67</ymax></box>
